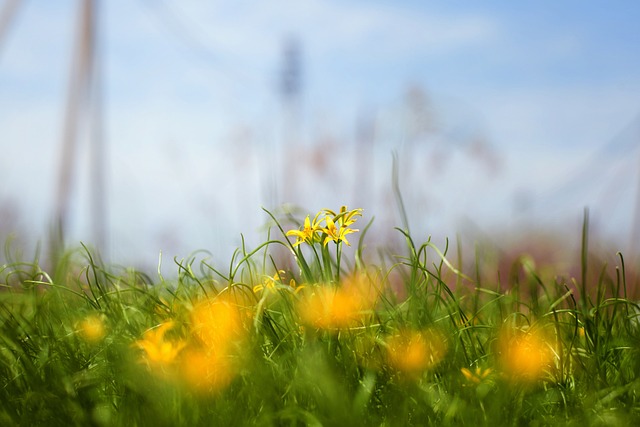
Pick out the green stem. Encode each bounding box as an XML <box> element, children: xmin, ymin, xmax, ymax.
<box><xmin>336</xmin><ymin>241</ymin><xmax>342</xmax><ymax>283</ymax></box>
<box><xmin>320</xmin><ymin>243</ymin><xmax>333</xmax><ymax>283</ymax></box>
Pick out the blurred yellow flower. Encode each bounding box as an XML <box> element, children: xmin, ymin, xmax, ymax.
<box><xmin>298</xmin><ymin>287</ymin><xmax>359</xmax><ymax>329</ymax></box>
<box><xmin>297</xmin><ymin>272</ymin><xmax>378</xmax><ymax>330</ymax></box>
<box><xmin>461</xmin><ymin>367</ymin><xmax>492</xmax><ymax>384</ymax></box>
<box><xmin>180</xmin><ymin>347</ymin><xmax>235</xmax><ymax>394</ymax></box>
<box><xmin>177</xmin><ymin>295</ymin><xmax>249</xmax><ymax>393</ymax></box>
<box><xmin>386</xmin><ymin>329</ymin><xmax>447</xmax><ymax>376</ymax></box>
<box><xmin>190</xmin><ymin>296</ymin><xmax>247</xmax><ymax>351</ymax></box>
<box><xmin>253</xmin><ymin>270</ymin><xmax>285</xmax><ymax>294</ymax></box>
<box><xmin>77</xmin><ymin>314</ymin><xmax>106</xmax><ymax>343</ymax></box>
<box><xmin>498</xmin><ymin>328</ymin><xmax>554</xmax><ymax>382</ymax></box>
<box><xmin>135</xmin><ymin>321</ymin><xmax>186</xmax><ymax>368</ymax></box>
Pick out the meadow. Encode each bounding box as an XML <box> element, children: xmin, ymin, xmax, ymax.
<box><xmin>1</xmin><ymin>204</ymin><xmax>639</xmax><ymax>426</ymax></box>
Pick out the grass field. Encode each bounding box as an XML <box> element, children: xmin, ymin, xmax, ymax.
<box><xmin>1</xmin><ymin>205</ymin><xmax>639</xmax><ymax>426</ymax></box>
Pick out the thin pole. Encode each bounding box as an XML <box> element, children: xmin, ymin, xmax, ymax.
<box><xmin>0</xmin><ymin>0</ymin><xmax>22</xmax><ymax>55</ymax></box>
<box><xmin>53</xmin><ymin>0</ymin><xmax>94</xmax><ymax>257</ymax></box>
<box><xmin>88</xmin><ymin>0</ymin><xmax>107</xmax><ymax>256</ymax></box>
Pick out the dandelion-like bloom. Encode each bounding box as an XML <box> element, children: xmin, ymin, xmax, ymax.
<box><xmin>77</xmin><ymin>314</ymin><xmax>106</xmax><ymax>343</ymax></box>
<box><xmin>498</xmin><ymin>328</ymin><xmax>554</xmax><ymax>382</ymax></box>
<box><xmin>386</xmin><ymin>329</ymin><xmax>447</xmax><ymax>377</ymax></box>
<box><xmin>190</xmin><ymin>296</ymin><xmax>246</xmax><ymax>351</ymax></box>
<box><xmin>461</xmin><ymin>367</ymin><xmax>492</xmax><ymax>384</ymax></box>
<box><xmin>297</xmin><ymin>272</ymin><xmax>378</xmax><ymax>330</ymax></box>
<box><xmin>298</xmin><ymin>286</ymin><xmax>361</xmax><ymax>329</ymax></box>
<box><xmin>179</xmin><ymin>295</ymin><xmax>249</xmax><ymax>393</ymax></box>
<box><xmin>180</xmin><ymin>347</ymin><xmax>235</xmax><ymax>393</ymax></box>
<box><xmin>135</xmin><ymin>321</ymin><xmax>186</xmax><ymax>368</ymax></box>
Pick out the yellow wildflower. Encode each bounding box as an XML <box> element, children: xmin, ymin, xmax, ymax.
<box><xmin>322</xmin><ymin>216</ymin><xmax>358</xmax><ymax>246</ymax></box>
<box><xmin>180</xmin><ymin>347</ymin><xmax>235</xmax><ymax>394</ymax></box>
<box><xmin>178</xmin><ymin>295</ymin><xmax>249</xmax><ymax>393</ymax></box>
<box><xmin>386</xmin><ymin>328</ymin><xmax>447</xmax><ymax>377</ymax></box>
<box><xmin>253</xmin><ymin>270</ymin><xmax>285</xmax><ymax>293</ymax></box>
<box><xmin>286</xmin><ymin>212</ymin><xmax>323</xmax><ymax>247</ymax></box>
<box><xmin>324</xmin><ymin>206</ymin><xmax>363</xmax><ymax>227</ymax></box>
<box><xmin>190</xmin><ymin>296</ymin><xmax>246</xmax><ymax>351</ymax></box>
<box><xmin>461</xmin><ymin>367</ymin><xmax>492</xmax><ymax>384</ymax></box>
<box><xmin>135</xmin><ymin>321</ymin><xmax>186</xmax><ymax>368</ymax></box>
<box><xmin>498</xmin><ymin>328</ymin><xmax>555</xmax><ymax>382</ymax></box>
<box><xmin>297</xmin><ymin>272</ymin><xmax>378</xmax><ymax>330</ymax></box>
<box><xmin>298</xmin><ymin>286</ymin><xmax>360</xmax><ymax>329</ymax></box>
<box><xmin>77</xmin><ymin>314</ymin><xmax>106</xmax><ymax>343</ymax></box>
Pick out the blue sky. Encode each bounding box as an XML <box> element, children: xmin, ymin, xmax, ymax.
<box><xmin>1</xmin><ymin>1</ymin><xmax>639</xmax><ymax>268</ymax></box>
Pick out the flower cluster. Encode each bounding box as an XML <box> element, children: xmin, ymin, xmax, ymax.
<box><xmin>286</xmin><ymin>206</ymin><xmax>363</xmax><ymax>247</ymax></box>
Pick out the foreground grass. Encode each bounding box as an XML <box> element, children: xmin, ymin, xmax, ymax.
<box><xmin>1</xmin><ymin>207</ymin><xmax>639</xmax><ymax>426</ymax></box>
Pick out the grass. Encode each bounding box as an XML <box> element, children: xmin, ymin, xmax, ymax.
<box><xmin>1</xmin><ymin>206</ymin><xmax>639</xmax><ymax>426</ymax></box>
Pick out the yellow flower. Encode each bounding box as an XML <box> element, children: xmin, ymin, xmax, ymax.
<box><xmin>297</xmin><ymin>273</ymin><xmax>377</xmax><ymax>330</ymax></box>
<box><xmin>286</xmin><ymin>207</ymin><xmax>363</xmax><ymax>247</ymax></box>
<box><xmin>286</xmin><ymin>213</ymin><xmax>323</xmax><ymax>247</ymax></box>
<box><xmin>180</xmin><ymin>347</ymin><xmax>235</xmax><ymax>394</ymax></box>
<box><xmin>322</xmin><ymin>216</ymin><xmax>358</xmax><ymax>246</ymax></box>
<box><xmin>178</xmin><ymin>295</ymin><xmax>249</xmax><ymax>393</ymax></box>
<box><xmin>461</xmin><ymin>367</ymin><xmax>492</xmax><ymax>384</ymax></box>
<box><xmin>298</xmin><ymin>287</ymin><xmax>360</xmax><ymax>329</ymax></box>
<box><xmin>190</xmin><ymin>296</ymin><xmax>246</xmax><ymax>352</ymax></box>
<box><xmin>324</xmin><ymin>206</ymin><xmax>363</xmax><ymax>227</ymax></box>
<box><xmin>498</xmin><ymin>328</ymin><xmax>555</xmax><ymax>382</ymax></box>
<box><xmin>253</xmin><ymin>270</ymin><xmax>285</xmax><ymax>293</ymax></box>
<box><xmin>77</xmin><ymin>314</ymin><xmax>106</xmax><ymax>343</ymax></box>
<box><xmin>135</xmin><ymin>321</ymin><xmax>186</xmax><ymax>368</ymax></box>
<box><xmin>386</xmin><ymin>329</ymin><xmax>447</xmax><ymax>377</ymax></box>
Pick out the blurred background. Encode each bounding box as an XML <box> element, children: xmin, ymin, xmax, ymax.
<box><xmin>1</xmin><ymin>0</ymin><xmax>639</xmax><ymax>272</ymax></box>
